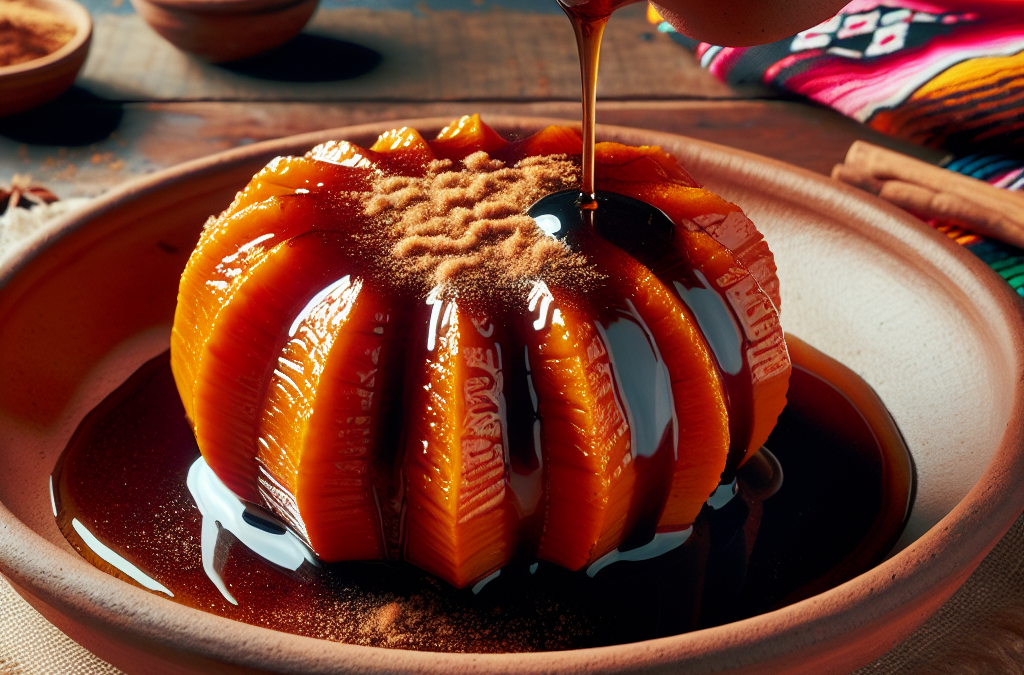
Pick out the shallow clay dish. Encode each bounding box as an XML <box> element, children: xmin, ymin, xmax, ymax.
<box><xmin>1</xmin><ymin>117</ymin><xmax>1023</xmax><ymax>675</ymax></box>
<box><xmin>129</xmin><ymin>0</ymin><xmax>317</xmax><ymax>62</ymax></box>
<box><xmin>0</xmin><ymin>0</ymin><xmax>92</xmax><ymax>117</ymax></box>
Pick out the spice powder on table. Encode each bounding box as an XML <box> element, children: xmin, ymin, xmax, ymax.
<box><xmin>0</xmin><ymin>0</ymin><xmax>76</xmax><ymax>68</ymax></box>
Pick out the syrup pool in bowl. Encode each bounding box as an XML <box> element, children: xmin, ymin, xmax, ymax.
<box><xmin>51</xmin><ymin>330</ymin><xmax>913</xmax><ymax>651</ymax></box>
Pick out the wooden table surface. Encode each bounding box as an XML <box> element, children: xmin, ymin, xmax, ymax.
<box><xmin>0</xmin><ymin>0</ymin><xmax>944</xmax><ymax>199</ymax></box>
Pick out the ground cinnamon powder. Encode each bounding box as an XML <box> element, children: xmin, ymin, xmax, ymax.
<box><xmin>363</xmin><ymin>151</ymin><xmax>603</xmax><ymax>302</ymax></box>
<box><xmin>0</xmin><ymin>0</ymin><xmax>75</xmax><ymax>68</ymax></box>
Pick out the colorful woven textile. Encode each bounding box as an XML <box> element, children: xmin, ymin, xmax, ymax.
<box><xmin>940</xmin><ymin>153</ymin><xmax>1024</xmax><ymax>296</ymax></box>
<box><xmin>649</xmin><ymin>0</ymin><xmax>1024</xmax><ymax>293</ymax></box>
<box><xmin>651</xmin><ymin>0</ymin><xmax>1024</xmax><ymax>157</ymax></box>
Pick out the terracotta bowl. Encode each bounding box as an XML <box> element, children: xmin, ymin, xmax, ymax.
<box><xmin>0</xmin><ymin>0</ymin><xmax>92</xmax><ymax>117</ymax></box>
<box><xmin>2</xmin><ymin>117</ymin><xmax>1023</xmax><ymax>675</ymax></box>
<box><xmin>129</xmin><ymin>0</ymin><xmax>318</xmax><ymax>63</ymax></box>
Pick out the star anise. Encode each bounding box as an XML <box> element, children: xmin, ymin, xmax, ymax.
<box><xmin>1</xmin><ymin>175</ymin><xmax>59</xmax><ymax>215</ymax></box>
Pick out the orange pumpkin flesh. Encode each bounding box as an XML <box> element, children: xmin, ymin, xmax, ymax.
<box><xmin>496</xmin><ymin>124</ymin><xmax>583</xmax><ymax>164</ymax></box>
<box><xmin>430</xmin><ymin>113</ymin><xmax>509</xmax><ymax>160</ymax></box>
<box><xmin>403</xmin><ymin>300</ymin><xmax>515</xmax><ymax>587</ymax></box>
<box><xmin>616</xmin><ymin>259</ymin><xmax>731</xmax><ymax>532</ymax></box>
<box><xmin>172</xmin><ymin>116</ymin><xmax>789</xmax><ymax>588</ymax></box>
<box><xmin>370</xmin><ymin>126</ymin><xmax>435</xmax><ymax>176</ymax></box>
<box><xmin>191</xmin><ymin>231</ymin><xmax>370</xmax><ymax>502</ymax></box>
<box><xmin>223</xmin><ymin>155</ymin><xmax>374</xmax><ymax>220</ymax></box>
<box><xmin>524</xmin><ymin>286</ymin><xmax>637</xmax><ymax>571</ymax></box>
<box><xmin>256</xmin><ymin>277</ymin><xmax>394</xmax><ymax>562</ymax></box>
<box><xmin>594</xmin><ymin>142</ymin><xmax>788</xmax><ymax>468</ymax></box>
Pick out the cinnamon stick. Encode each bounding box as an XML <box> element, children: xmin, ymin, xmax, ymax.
<box><xmin>831</xmin><ymin>163</ymin><xmax>883</xmax><ymax>195</ymax></box>
<box><xmin>844</xmin><ymin>141</ymin><xmax>1024</xmax><ymax>228</ymax></box>
<box><xmin>877</xmin><ymin>180</ymin><xmax>1024</xmax><ymax>250</ymax></box>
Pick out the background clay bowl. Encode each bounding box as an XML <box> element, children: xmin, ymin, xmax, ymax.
<box><xmin>1</xmin><ymin>117</ymin><xmax>1023</xmax><ymax>675</ymax></box>
<box><xmin>129</xmin><ymin>0</ymin><xmax>318</xmax><ymax>62</ymax></box>
<box><xmin>0</xmin><ymin>0</ymin><xmax>92</xmax><ymax>117</ymax></box>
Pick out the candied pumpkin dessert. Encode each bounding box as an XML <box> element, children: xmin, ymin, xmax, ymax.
<box><xmin>170</xmin><ymin>115</ymin><xmax>790</xmax><ymax>590</ymax></box>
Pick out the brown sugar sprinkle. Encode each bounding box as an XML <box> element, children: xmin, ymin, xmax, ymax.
<box><xmin>0</xmin><ymin>0</ymin><xmax>76</xmax><ymax>67</ymax></box>
<box><xmin>362</xmin><ymin>151</ymin><xmax>604</xmax><ymax>302</ymax></box>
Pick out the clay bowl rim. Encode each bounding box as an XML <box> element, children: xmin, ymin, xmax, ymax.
<box><xmin>2</xmin><ymin>116</ymin><xmax>1024</xmax><ymax>674</ymax></box>
<box><xmin>131</xmin><ymin>0</ymin><xmax>315</xmax><ymax>17</ymax></box>
<box><xmin>0</xmin><ymin>0</ymin><xmax>92</xmax><ymax>77</ymax></box>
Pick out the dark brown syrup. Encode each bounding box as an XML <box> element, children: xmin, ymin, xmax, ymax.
<box><xmin>51</xmin><ymin>336</ymin><xmax>913</xmax><ymax>652</ymax></box>
<box><xmin>528</xmin><ymin>189</ymin><xmax>761</xmax><ymax>481</ymax></box>
<box><xmin>537</xmin><ymin>0</ymin><xmax>769</xmax><ymax>480</ymax></box>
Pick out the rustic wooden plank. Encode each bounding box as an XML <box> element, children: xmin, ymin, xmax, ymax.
<box><xmin>0</xmin><ymin>100</ymin><xmax>943</xmax><ymax>200</ymax></box>
<box><xmin>132</xmin><ymin>100</ymin><xmax>942</xmax><ymax>173</ymax></box>
<box><xmin>76</xmin><ymin>4</ymin><xmax>735</xmax><ymax>102</ymax></box>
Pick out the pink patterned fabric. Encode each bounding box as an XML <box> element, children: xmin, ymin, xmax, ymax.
<box><xmin>654</xmin><ymin>0</ymin><xmax>1024</xmax><ymax>156</ymax></box>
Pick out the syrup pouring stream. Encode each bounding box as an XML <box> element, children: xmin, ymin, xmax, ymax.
<box><xmin>554</xmin><ymin>0</ymin><xmax>641</xmax><ymax>207</ymax></box>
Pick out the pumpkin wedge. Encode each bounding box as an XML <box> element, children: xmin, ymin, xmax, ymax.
<box><xmin>402</xmin><ymin>294</ymin><xmax>515</xmax><ymax>588</ymax></box>
<box><xmin>192</xmin><ymin>231</ymin><xmax>366</xmax><ymax>502</ymax></box>
<box><xmin>256</xmin><ymin>277</ymin><xmax>395</xmax><ymax>561</ymax></box>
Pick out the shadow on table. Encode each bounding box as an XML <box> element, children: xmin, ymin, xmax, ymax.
<box><xmin>0</xmin><ymin>88</ymin><xmax>124</xmax><ymax>147</ymax></box>
<box><xmin>219</xmin><ymin>34</ymin><xmax>383</xmax><ymax>83</ymax></box>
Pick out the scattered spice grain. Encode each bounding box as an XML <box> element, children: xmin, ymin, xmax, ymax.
<box><xmin>360</xmin><ymin>151</ymin><xmax>603</xmax><ymax>302</ymax></box>
<box><xmin>0</xmin><ymin>0</ymin><xmax>76</xmax><ymax>68</ymax></box>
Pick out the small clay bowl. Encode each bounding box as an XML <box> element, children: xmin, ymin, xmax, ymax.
<box><xmin>129</xmin><ymin>0</ymin><xmax>318</xmax><ymax>63</ymax></box>
<box><xmin>0</xmin><ymin>0</ymin><xmax>92</xmax><ymax>117</ymax></box>
<box><xmin>1</xmin><ymin>117</ymin><xmax>1024</xmax><ymax>674</ymax></box>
